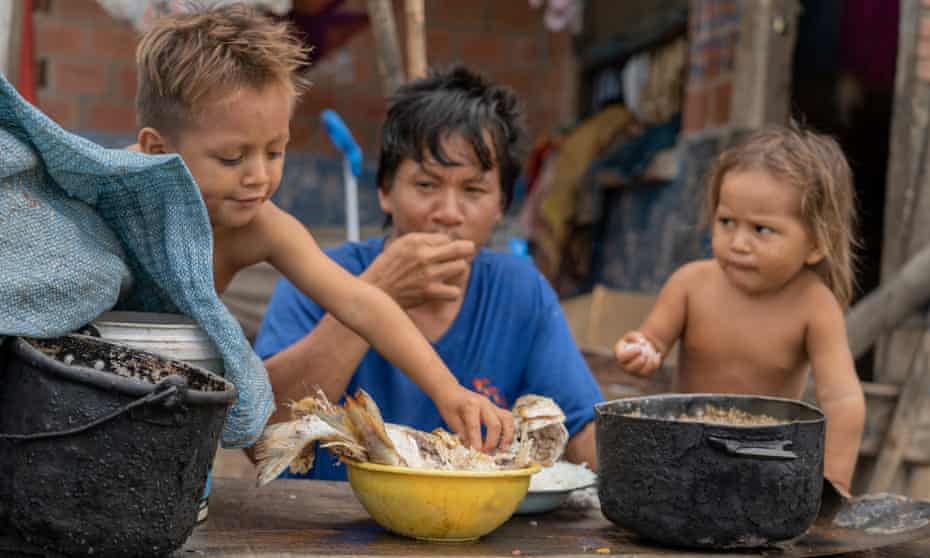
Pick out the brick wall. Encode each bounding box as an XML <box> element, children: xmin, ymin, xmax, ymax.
<box><xmin>29</xmin><ymin>0</ymin><xmax>576</xmax><ymax>226</ymax></box>
<box><xmin>31</xmin><ymin>0</ymin><xmax>577</xmax><ymax>157</ymax></box>
<box><xmin>681</xmin><ymin>0</ymin><xmax>739</xmax><ymax>134</ymax></box>
<box><xmin>33</xmin><ymin>0</ymin><xmax>137</xmax><ymax>133</ymax></box>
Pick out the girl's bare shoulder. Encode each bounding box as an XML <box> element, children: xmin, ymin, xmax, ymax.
<box><xmin>795</xmin><ymin>269</ymin><xmax>843</xmax><ymax>313</ymax></box>
<box><xmin>672</xmin><ymin>259</ymin><xmax>719</xmax><ymax>288</ymax></box>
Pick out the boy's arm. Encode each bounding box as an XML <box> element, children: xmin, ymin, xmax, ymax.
<box><xmin>261</xmin><ymin>206</ymin><xmax>512</xmax><ymax>451</ymax></box>
<box><xmin>807</xmin><ymin>287</ymin><xmax>866</xmax><ymax>494</ymax></box>
<box><xmin>263</xmin><ymin>232</ymin><xmax>471</xmax><ymax>420</ymax></box>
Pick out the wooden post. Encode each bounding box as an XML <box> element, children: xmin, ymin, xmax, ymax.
<box><xmin>867</xmin><ymin>332</ymin><xmax>930</xmax><ymax>493</ymax></box>
<box><xmin>0</xmin><ymin>0</ymin><xmax>23</xmax><ymax>82</ymax></box>
<box><xmin>366</xmin><ymin>0</ymin><xmax>405</xmax><ymax>96</ymax></box>
<box><xmin>730</xmin><ymin>0</ymin><xmax>801</xmax><ymax>129</ymax></box>
<box><xmin>404</xmin><ymin>0</ymin><xmax>426</xmax><ymax>80</ymax></box>
<box><xmin>878</xmin><ymin>0</ymin><xmax>930</xmax><ymax>386</ymax></box>
<box><xmin>871</xmin><ymin>0</ymin><xmax>930</xmax><ymax>499</ymax></box>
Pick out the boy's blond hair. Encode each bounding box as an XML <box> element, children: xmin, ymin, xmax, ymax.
<box><xmin>704</xmin><ymin>124</ymin><xmax>859</xmax><ymax>308</ymax></box>
<box><xmin>136</xmin><ymin>3</ymin><xmax>311</xmax><ymax>137</ymax></box>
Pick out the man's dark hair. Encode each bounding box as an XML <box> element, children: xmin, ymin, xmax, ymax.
<box><xmin>376</xmin><ymin>66</ymin><xmax>527</xmax><ymax>215</ymax></box>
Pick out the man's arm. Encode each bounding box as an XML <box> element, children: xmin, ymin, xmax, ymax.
<box><xmin>263</xmin><ymin>225</ymin><xmax>476</xmax><ymax>418</ymax></box>
<box><xmin>520</xmin><ymin>270</ymin><xmax>604</xmax><ymax>469</ymax></box>
<box><xmin>263</xmin><ymin>312</ymin><xmax>370</xmax><ymax>424</ymax></box>
<box><xmin>263</xmin><ymin>228</ymin><xmax>475</xmax><ymax>417</ymax></box>
<box><xmin>807</xmin><ymin>285</ymin><xmax>866</xmax><ymax>494</ymax></box>
<box><xmin>564</xmin><ymin>421</ymin><xmax>597</xmax><ymax>470</ymax></box>
<box><xmin>258</xmin><ymin>210</ymin><xmax>511</xmax><ymax>447</ymax></box>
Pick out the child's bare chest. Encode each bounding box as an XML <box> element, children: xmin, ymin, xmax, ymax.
<box><xmin>212</xmin><ymin>230</ymin><xmax>266</xmax><ymax>294</ymax></box>
<box><xmin>680</xmin><ymin>290</ymin><xmax>810</xmax><ymax>394</ymax></box>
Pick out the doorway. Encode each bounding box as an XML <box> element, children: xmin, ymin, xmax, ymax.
<box><xmin>791</xmin><ymin>0</ymin><xmax>899</xmax><ymax>380</ymax></box>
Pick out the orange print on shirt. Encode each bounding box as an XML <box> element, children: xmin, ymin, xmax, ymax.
<box><xmin>472</xmin><ymin>378</ymin><xmax>507</xmax><ymax>407</ymax></box>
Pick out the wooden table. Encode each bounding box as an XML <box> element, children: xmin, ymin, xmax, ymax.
<box><xmin>180</xmin><ymin>478</ymin><xmax>930</xmax><ymax>557</ymax></box>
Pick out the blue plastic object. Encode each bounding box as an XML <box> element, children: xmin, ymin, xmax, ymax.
<box><xmin>508</xmin><ymin>237</ymin><xmax>529</xmax><ymax>257</ymax></box>
<box><xmin>320</xmin><ymin>109</ymin><xmax>362</xmax><ymax>177</ymax></box>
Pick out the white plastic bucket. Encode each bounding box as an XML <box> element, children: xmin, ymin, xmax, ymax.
<box><xmin>91</xmin><ymin>311</ymin><xmax>224</xmax><ymax>375</ymax></box>
<box><xmin>90</xmin><ymin>311</ymin><xmax>223</xmax><ymax>524</ymax></box>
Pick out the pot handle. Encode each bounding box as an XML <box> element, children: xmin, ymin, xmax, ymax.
<box><xmin>707</xmin><ymin>435</ymin><xmax>798</xmax><ymax>460</ymax></box>
<box><xmin>0</xmin><ymin>376</ymin><xmax>187</xmax><ymax>442</ymax></box>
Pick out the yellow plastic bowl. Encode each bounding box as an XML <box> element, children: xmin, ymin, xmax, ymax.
<box><xmin>344</xmin><ymin>459</ymin><xmax>540</xmax><ymax>542</ymax></box>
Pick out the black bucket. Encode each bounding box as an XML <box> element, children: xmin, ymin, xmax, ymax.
<box><xmin>0</xmin><ymin>334</ymin><xmax>236</xmax><ymax>557</ymax></box>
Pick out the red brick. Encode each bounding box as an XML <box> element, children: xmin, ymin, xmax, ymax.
<box><xmin>918</xmin><ymin>59</ymin><xmax>930</xmax><ymax>82</ymax></box>
<box><xmin>711</xmin><ymin>81</ymin><xmax>732</xmax><ymax>126</ymax></box>
<box><xmin>52</xmin><ymin>0</ymin><xmax>111</xmax><ymax>21</ymax></box>
<box><xmin>87</xmin><ymin>24</ymin><xmax>140</xmax><ymax>62</ymax></box>
<box><xmin>426</xmin><ymin>0</ymin><xmax>490</xmax><ymax>30</ymax></box>
<box><xmin>683</xmin><ymin>87</ymin><xmax>708</xmax><ymax>133</ymax></box>
<box><xmin>116</xmin><ymin>65</ymin><xmax>137</xmax><ymax>100</ymax></box>
<box><xmin>49</xmin><ymin>60</ymin><xmax>108</xmax><ymax>96</ymax></box>
<box><xmin>33</xmin><ymin>18</ymin><xmax>87</xmax><ymax>57</ymax></box>
<box><xmin>511</xmin><ymin>35</ymin><xmax>540</xmax><ymax>66</ymax></box>
<box><xmin>493</xmin><ymin>1</ymin><xmax>540</xmax><ymax>32</ymax></box>
<box><xmin>37</xmin><ymin>93</ymin><xmax>80</xmax><ymax>129</ymax></box>
<box><xmin>459</xmin><ymin>30</ymin><xmax>512</xmax><ymax>70</ymax></box>
<box><xmin>84</xmin><ymin>100</ymin><xmax>136</xmax><ymax>133</ymax></box>
<box><xmin>424</xmin><ymin>27</ymin><xmax>459</xmax><ymax>66</ymax></box>
<box><xmin>919</xmin><ymin>38</ymin><xmax>930</xmax><ymax>60</ymax></box>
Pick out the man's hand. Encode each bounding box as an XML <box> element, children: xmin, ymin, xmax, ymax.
<box><xmin>614</xmin><ymin>331</ymin><xmax>662</xmax><ymax>377</ymax></box>
<box><xmin>434</xmin><ymin>385</ymin><xmax>514</xmax><ymax>453</ymax></box>
<box><xmin>363</xmin><ymin>233</ymin><xmax>475</xmax><ymax>308</ymax></box>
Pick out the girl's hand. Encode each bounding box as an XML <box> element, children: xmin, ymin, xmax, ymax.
<box><xmin>614</xmin><ymin>331</ymin><xmax>662</xmax><ymax>376</ymax></box>
<box><xmin>434</xmin><ymin>385</ymin><xmax>514</xmax><ymax>453</ymax></box>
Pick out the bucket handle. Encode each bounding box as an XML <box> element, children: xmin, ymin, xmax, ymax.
<box><xmin>0</xmin><ymin>376</ymin><xmax>187</xmax><ymax>442</ymax></box>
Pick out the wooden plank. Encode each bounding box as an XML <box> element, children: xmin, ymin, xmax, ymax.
<box><xmin>857</xmin><ymin>382</ymin><xmax>930</xmax><ymax>464</ymax></box>
<box><xmin>366</xmin><ymin>0</ymin><xmax>405</xmax><ymax>96</ymax></box>
<box><xmin>867</xmin><ymin>333</ymin><xmax>930</xmax><ymax>493</ymax></box>
<box><xmin>845</xmin><ymin>244</ymin><xmax>930</xmax><ymax>358</ymax></box>
<box><xmin>910</xmin><ymin>467</ymin><xmax>930</xmax><ymax>499</ymax></box>
<box><xmin>403</xmin><ymin>0</ymin><xmax>426</xmax><ymax>80</ymax></box>
<box><xmin>181</xmin><ymin>477</ymin><xmax>930</xmax><ymax>557</ymax></box>
<box><xmin>731</xmin><ymin>0</ymin><xmax>801</xmax><ymax>129</ymax></box>
<box><xmin>0</xmin><ymin>0</ymin><xmax>22</xmax><ymax>82</ymax></box>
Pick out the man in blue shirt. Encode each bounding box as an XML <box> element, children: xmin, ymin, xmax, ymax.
<box><xmin>255</xmin><ymin>66</ymin><xmax>604</xmax><ymax>481</ymax></box>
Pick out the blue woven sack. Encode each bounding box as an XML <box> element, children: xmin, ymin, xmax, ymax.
<box><xmin>0</xmin><ymin>75</ymin><xmax>272</xmax><ymax>448</ymax></box>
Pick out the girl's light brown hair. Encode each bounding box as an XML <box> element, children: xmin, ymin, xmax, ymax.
<box><xmin>136</xmin><ymin>3</ymin><xmax>311</xmax><ymax>137</ymax></box>
<box><xmin>704</xmin><ymin>124</ymin><xmax>859</xmax><ymax>308</ymax></box>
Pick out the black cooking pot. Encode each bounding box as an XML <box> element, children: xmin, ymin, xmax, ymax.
<box><xmin>595</xmin><ymin>394</ymin><xmax>825</xmax><ymax>549</ymax></box>
<box><xmin>0</xmin><ymin>335</ymin><xmax>236</xmax><ymax>557</ymax></box>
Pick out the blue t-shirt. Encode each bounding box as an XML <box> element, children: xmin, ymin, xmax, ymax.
<box><xmin>254</xmin><ymin>236</ymin><xmax>604</xmax><ymax>481</ymax></box>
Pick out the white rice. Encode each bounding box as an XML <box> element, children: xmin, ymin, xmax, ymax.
<box><xmin>529</xmin><ymin>461</ymin><xmax>597</xmax><ymax>492</ymax></box>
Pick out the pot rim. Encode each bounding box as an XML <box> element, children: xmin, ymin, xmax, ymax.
<box><xmin>594</xmin><ymin>392</ymin><xmax>824</xmax><ymax>426</ymax></box>
<box><xmin>11</xmin><ymin>334</ymin><xmax>236</xmax><ymax>405</ymax></box>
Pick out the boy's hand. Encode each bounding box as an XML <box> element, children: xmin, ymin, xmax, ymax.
<box><xmin>364</xmin><ymin>233</ymin><xmax>476</xmax><ymax>309</ymax></box>
<box><xmin>614</xmin><ymin>331</ymin><xmax>662</xmax><ymax>376</ymax></box>
<box><xmin>435</xmin><ymin>385</ymin><xmax>514</xmax><ymax>453</ymax></box>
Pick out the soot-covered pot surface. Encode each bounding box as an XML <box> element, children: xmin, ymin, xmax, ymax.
<box><xmin>0</xmin><ymin>334</ymin><xmax>236</xmax><ymax>558</ymax></box>
<box><xmin>596</xmin><ymin>394</ymin><xmax>825</xmax><ymax>549</ymax></box>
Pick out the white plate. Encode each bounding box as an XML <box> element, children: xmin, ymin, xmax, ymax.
<box><xmin>516</xmin><ymin>484</ymin><xmax>595</xmax><ymax>514</ymax></box>
<box><xmin>515</xmin><ymin>462</ymin><xmax>597</xmax><ymax>515</ymax></box>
